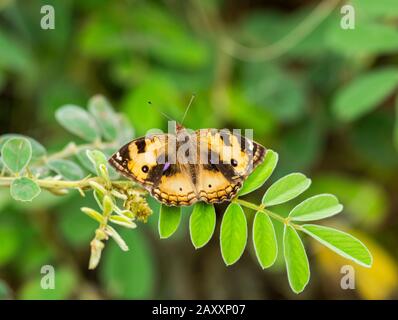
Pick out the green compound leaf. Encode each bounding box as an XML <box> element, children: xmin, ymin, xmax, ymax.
<box><xmin>1</xmin><ymin>137</ymin><xmax>32</xmax><ymax>174</ymax></box>
<box><xmin>189</xmin><ymin>202</ymin><xmax>216</xmax><ymax>249</ymax></box>
<box><xmin>262</xmin><ymin>173</ymin><xmax>311</xmax><ymax>207</ymax></box>
<box><xmin>302</xmin><ymin>224</ymin><xmax>373</xmax><ymax>268</ymax></box>
<box><xmin>253</xmin><ymin>211</ymin><xmax>277</xmax><ymax>269</ymax></box>
<box><xmin>289</xmin><ymin>194</ymin><xmax>343</xmax><ymax>222</ymax></box>
<box><xmin>158</xmin><ymin>205</ymin><xmax>182</xmax><ymax>239</ymax></box>
<box><xmin>332</xmin><ymin>68</ymin><xmax>398</xmax><ymax>122</ymax></box>
<box><xmin>238</xmin><ymin>149</ymin><xmax>278</xmax><ymax>196</ymax></box>
<box><xmin>88</xmin><ymin>95</ymin><xmax>119</xmax><ymax>141</ymax></box>
<box><xmin>283</xmin><ymin>225</ymin><xmax>310</xmax><ymax>294</ymax></box>
<box><xmin>220</xmin><ymin>203</ymin><xmax>247</xmax><ymax>266</ymax></box>
<box><xmin>55</xmin><ymin>105</ymin><xmax>100</xmax><ymax>142</ymax></box>
<box><xmin>47</xmin><ymin>159</ymin><xmax>85</xmax><ymax>181</ymax></box>
<box><xmin>10</xmin><ymin>177</ymin><xmax>41</xmax><ymax>202</ymax></box>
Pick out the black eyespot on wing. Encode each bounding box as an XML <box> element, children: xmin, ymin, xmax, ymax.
<box><xmin>141</xmin><ymin>165</ymin><xmax>149</xmax><ymax>173</ymax></box>
<box><xmin>231</xmin><ymin>159</ymin><xmax>238</xmax><ymax>167</ymax></box>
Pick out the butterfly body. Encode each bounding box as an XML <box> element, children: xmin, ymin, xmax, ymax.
<box><xmin>109</xmin><ymin>125</ymin><xmax>266</xmax><ymax>206</ymax></box>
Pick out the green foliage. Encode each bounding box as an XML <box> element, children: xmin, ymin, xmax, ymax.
<box><xmin>283</xmin><ymin>225</ymin><xmax>310</xmax><ymax>294</ymax></box>
<box><xmin>88</xmin><ymin>95</ymin><xmax>120</xmax><ymax>141</ymax></box>
<box><xmin>262</xmin><ymin>173</ymin><xmax>311</xmax><ymax>207</ymax></box>
<box><xmin>327</xmin><ymin>21</ymin><xmax>398</xmax><ymax>56</ymax></box>
<box><xmin>19</xmin><ymin>267</ymin><xmax>78</xmax><ymax>300</ymax></box>
<box><xmin>0</xmin><ymin>134</ymin><xmax>46</xmax><ymax>161</ymax></box>
<box><xmin>238</xmin><ymin>149</ymin><xmax>278</xmax><ymax>196</ymax></box>
<box><xmin>0</xmin><ymin>96</ymin><xmax>374</xmax><ymax>294</ymax></box>
<box><xmin>189</xmin><ymin>202</ymin><xmax>216</xmax><ymax>249</ymax></box>
<box><xmin>10</xmin><ymin>177</ymin><xmax>41</xmax><ymax>202</ymax></box>
<box><xmin>86</xmin><ymin>149</ymin><xmax>109</xmax><ymax>177</ymax></box>
<box><xmin>242</xmin><ymin>63</ymin><xmax>305</xmax><ymax>122</ymax></box>
<box><xmin>100</xmin><ymin>229</ymin><xmax>155</xmax><ymax>299</ymax></box>
<box><xmin>352</xmin><ymin>0</ymin><xmax>398</xmax><ymax>18</ymax></box>
<box><xmin>220</xmin><ymin>203</ymin><xmax>248</xmax><ymax>266</ymax></box>
<box><xmin>1</xmin><ymin>138</ymin><xmax>32</xmax><ymax>174</ymax></box>
<box><xmin>0</xmin><ymin>280</ymin><xmax>11</xmax><ymax>299</ymax></box>
<box><xmin>0</xmin><ymin>97</ymin><xmax>143</xmax><ymax>273</ymax></box>
<box><xmin>1</xmin><ymin>0</ymin><xmax>393</xmax><ymax>299</ymax></box>
<box><xmin>0</xmin><ymin>225</ymin><xmax>20</xmax><ymax>266</ymax></box>
<box><xmin>47</xmin><ymin>159</ymin><xmax>85</xmax><ymax>181</ymax></box>
<box><xmin>55</xmin><ymin>105</ymin><xmax>100</xmax><ymax>142</ymax></box>
<box><xmin>158</xmin><ymin>205</ymin><xmax>182</xmax><ymax>239</ymax></box>
<box><xmin>310</xmin><ymin>174</ymin><xmax>388</xmax><ymax>227</ymax></box>
<box><xmin>394</xmin><ymin>96</ymin><xmax>398</xmax><ymax>151</ymax></box>
<box><xmin>332</xmin><ymin>68</ymin><xmax>398</xmax><ymax>121</ymax></box>
<box><xmin>155</xmin><ymin>148</ymin><xmax>371</xmax><ymax>293</ymax></box>
<box><xmin>253</xmin><ymin>211</ymin><xmax>277</xmax><ymax>269</ymax></box>
<box><xmin>289</xmin><ymin>194</ymin><xmax>343</xmax><ymax>221</ymax></box>
<box><xmin>302</xmin><ymin>225</ymin><xmax>372</xmax><ymax>267</ymax></box>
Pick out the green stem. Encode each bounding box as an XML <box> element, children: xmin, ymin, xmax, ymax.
<box><xmin>0</xmin><ymin>176</ymin><xmax>145</xmax><ymax>193</ymax></box>
<box><xmin>234</xmin><ymin>198</ymin><xmax>302</xmax><ymax>230</ymax></box>
<box><xmin>191</xmin><ymin>0</ymin><xmax>341</xmax><ymax>62</ymax></box>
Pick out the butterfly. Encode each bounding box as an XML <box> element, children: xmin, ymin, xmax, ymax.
<box><xmin>109</xmin><ymin>122</ymin><xmax>266</xmax><ymax>206</ymax></box>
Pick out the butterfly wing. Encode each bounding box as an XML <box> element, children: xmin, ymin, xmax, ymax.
<box><xmin>109</xmin><ymin>133</ymin><xmax>198</xmax><ymax>206</ymax></box>
<box><xmin>151</xmin><ymin>163</ymin><xmax>198</xmax><ymax>206</ymax></box>
<box><xmin>109</xmin><ymin>129</ymin><xmax>266</xmax><ymax>206</ymax></box>
<box><xmin>195</xmin><ymin>129</ymin><xmax>266</xmax><ymax>203</ymax></box>
<box><xmin>109</xmin><ymin>134</ymin><xmax>169</xmax><ymax>187</ymax></box>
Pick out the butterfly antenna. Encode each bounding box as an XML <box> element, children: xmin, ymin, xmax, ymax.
<box><xmin>148</xmin><ymin>101</ymin><xmax>174</xmax><ymax>121</ymax></box>
<box><xmin>180</xmin><ymin>94</ymin><xmax>196</xmax><ymax>126</ymax></box>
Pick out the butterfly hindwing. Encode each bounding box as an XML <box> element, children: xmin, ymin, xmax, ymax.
<box><xmin>151</xmin><ymin>164</ymin><xmax>197</xmax><ymax>206</ymax></box>
<box><xmin>197</xmin><ymin>162</ymin><xmax>242</xmax><ymax>203</ymax></box>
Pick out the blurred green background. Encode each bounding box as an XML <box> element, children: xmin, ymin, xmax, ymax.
<box><xmin>1</xmin><ymin>0</ymin><xmax>398</xmax><ymax>299</ymax></box>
